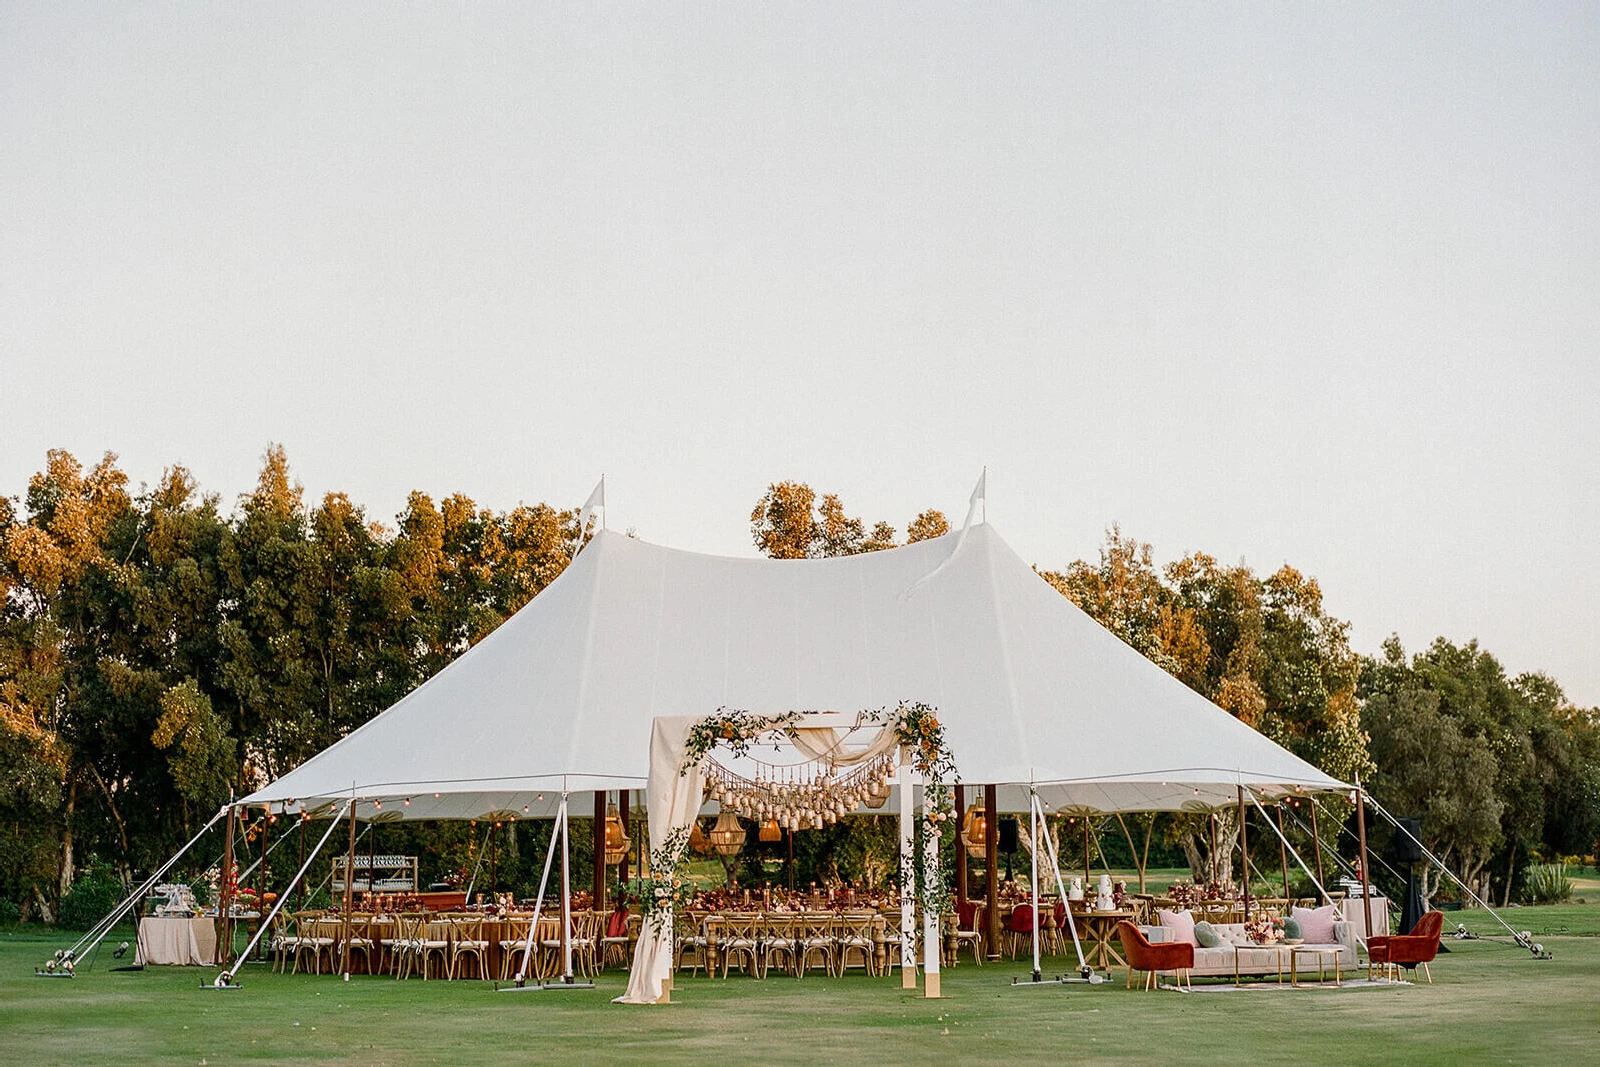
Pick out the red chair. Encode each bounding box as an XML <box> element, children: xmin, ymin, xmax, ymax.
<box><xmin>1367</xmin><ymin>910</ymin><xmax>1444</xmax><ymax>983</ymax></box>
<box><xmin>1115</xmin><ymin>920</ymin><xmax>1193</xmax><ymax>991</ymax></box>
<box><xmin>1004</xmin><ymin>904</ymin><xmax>1035</xmax><ymax>960</ymax></box>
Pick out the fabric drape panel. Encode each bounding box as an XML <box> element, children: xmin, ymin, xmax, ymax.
<box><xmin>616</xmin><ymin>717</ymin><xmax>705</xmax><ymax>1004</ymax></box>
<box><xmin>788</xmin><ymin>726</ymin><xmax>900</xmax><ymax>767</ymax></box>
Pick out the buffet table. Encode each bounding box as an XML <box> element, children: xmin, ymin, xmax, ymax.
<box><xmin>136</xmin><ymin>916</ymin><xmax>219</xmax><ymax>966</ymax></box>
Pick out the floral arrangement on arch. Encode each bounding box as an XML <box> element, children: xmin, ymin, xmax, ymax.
<box><xmin>628</xmin><ymin>825</ymin><xmax>695</xmax><ymax>932</ymax></box>
<box><xmin>863</xmin><ymin>701</ymin><xmax>958</xmax><ymax>918</ymax></box>
<box><xmin>680</xmin><ymin>708</ymin><xmax>805</xmax><ymax>772</ymax></box>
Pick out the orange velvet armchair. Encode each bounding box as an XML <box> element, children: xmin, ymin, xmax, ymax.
<box><xmin>1116</xmin><ymin>920</ymin><xmax>1194</xmax><ymax>991</ymax></box>
<box><xmin>1367</xmin><ymin>910</ymin><xmax>1444</xmax><ymax>982</ymax></box>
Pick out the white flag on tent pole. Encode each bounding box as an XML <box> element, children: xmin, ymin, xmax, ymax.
<box><xmin>901</xmin><ymin>468</ymin><xmax>986</xmax><ymax>599</ymax></box>
<box><xmin>572</xmin><ymin>476</ymin><xmax>606</xmax><ymax>557</ymax></box>
<box><xmin>961</xmin><ymin>467</ymin><xmax>986</xmax><ymax>530</ymax></box>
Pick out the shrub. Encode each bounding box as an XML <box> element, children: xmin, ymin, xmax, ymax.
<box><xmin>1522</xmin><ymin>863</ymin><xmax>1573</xmax><ymax>904</ymax></box>
<box><xmin>0</xmin><ymin>898</ymin><xmax>21</xmax><ymax>926</ymax></box>
<box><xmin>57</xmin><ymin>859</ymin><xmax>125</xmax><ymax>931</ymax></box>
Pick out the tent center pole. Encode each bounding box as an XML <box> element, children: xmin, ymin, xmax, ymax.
<box><xmin>593</xmin><ymin>790</ymin><xmax>607</xmax><ymax>914</ymax></box>
<box><xmin>984</xmin><ymin>783</ymin><xmax>1000</xmax><ymax>961</ymax></box>
<box><xmin>560</xmin><ymin>792</ymin><xmax>573</xmax><ymax>981</ymax></box>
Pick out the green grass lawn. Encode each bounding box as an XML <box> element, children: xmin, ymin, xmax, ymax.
<box><xmin>2</xmin><ymin>906</ymin><xmax>1596</xmax><ymax>1067</ymax></box>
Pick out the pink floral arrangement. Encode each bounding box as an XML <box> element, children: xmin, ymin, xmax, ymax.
<box><xmin>1245</xmin><ymin>915</ymin><xmax>1284</xmax><ymax>945</ymax></box>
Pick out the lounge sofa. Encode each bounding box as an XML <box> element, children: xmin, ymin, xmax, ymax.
<box><xmin>1143</xmin><ymin>920</ymin><xmax>1358</xmax><ymax>981</ymax></box>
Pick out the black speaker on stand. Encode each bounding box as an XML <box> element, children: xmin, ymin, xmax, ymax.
<box><xmin>999</xmin><ymin>817</ymin><xmax>1019</xmax><ymax>882</ymax></box>
<box><xmin>1393</xmin><ymin>817</ymin><xmax>1442</xmax><ymax>949</ymax></box>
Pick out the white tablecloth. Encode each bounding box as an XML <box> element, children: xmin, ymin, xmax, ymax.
<box><xmin>136</xmin><ymin>916</ymin><xmax>218</xmax><ymax>965</ymax></box>
<box><xmin>1341</xmin><ymin>894</ymin><xmax>1391</xmax><ymax>942</ymax></box>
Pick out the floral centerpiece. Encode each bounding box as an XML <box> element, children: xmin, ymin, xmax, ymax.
<box><xmin>1244</xmin><ymin>914</ymin><xmax>1285</xmax><ymax>945</ymax></box>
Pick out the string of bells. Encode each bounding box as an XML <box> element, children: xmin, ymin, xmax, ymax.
<box><xmin>705</xmin><ymin>752</ymin><xmax>896</xmax><ymax>830</ymax></box>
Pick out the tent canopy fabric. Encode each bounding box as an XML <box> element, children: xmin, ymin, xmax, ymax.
<box><xmin>242</xmin><ymin>524</ymin><xmax>1347</xmax><ymax>820</ymax></box>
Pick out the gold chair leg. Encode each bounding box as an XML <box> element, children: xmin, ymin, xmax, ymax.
<box><xmin>1422</xmin><ymin>962</ymin><xmax>1432</xmax><ymax>984</ymax></box>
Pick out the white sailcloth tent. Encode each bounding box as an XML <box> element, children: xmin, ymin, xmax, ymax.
<box><xmin>243</xmin><ymin>522</ymin><xmax>1346</xmax><ymax>818</ymax></box>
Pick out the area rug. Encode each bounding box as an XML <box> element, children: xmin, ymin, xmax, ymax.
<box><xmin>1157</xmin><ymin>977</ymin><xmax>1412</xmax><ymax>993</ymax></box>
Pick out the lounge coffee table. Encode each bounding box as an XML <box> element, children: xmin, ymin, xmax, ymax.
<box><xmin>1233</xmin><ymin>942</ymin><xmax>1293</xmax><ymax>986</ymax></box>
<box><xmin>1290</xmin><ymin>944</ymin><xmax>1342</xmax><ymax>986</ymax></box>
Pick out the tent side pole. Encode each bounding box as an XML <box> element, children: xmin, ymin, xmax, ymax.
<box><xmin>1277</xmin><ymin>804</ymin><xmax>1291</xmax><ymax>900</ymax></box>
<box><xmin>561</xmin><ymin>792</ymin><xmax>573</xmax><ymax>981</ymax></box>
<box><xmin>1248</xmin><ymin>793</ymin><xmax>1336</xmax><ymax>909</ymax></box>
<box><xmin>341</xmin><ymin>791</ymin><xmax>357</xmax><ymax>976</ymax></box>
<box><xmin>898</xmin><ymin>755</ymin><xmax>916</xmax><ymax>988</ymax></box>
<box><xmin>217</xmin><ymin>803</ymin><xmax>237</xmax><ymax>966</ymax></box>
<box><xmin>514</xmin><ymin>801</ymin><xmax>565</xmax><ymax>985</ymax></box>
<box><xmin>954</xmin><ymin>784</ymin><xmax>968</xmax><ymax>908</ymax></box>
<box><xmin>216</xmin><ymin>800</ymin><xmax>351</xmax><ymax>985</ymax></box>
<box><xmin>1035</xmin><ymin>794</ymin><xmax>1088</xmax><ymax>973</ymax></box>
<box><xmin>1029</xmin><ymin>789</ymin><xmax>1041</xmax><ymax>983</ymax></box>
<box><xmin>1356</xmin><ymin>784</ymin><xmax>1375</xmax><ymax>945</ymax></box>
<box><xmin>593</xmin><ymin>790</ymin><xmax>607</xmax><ymax>914</ymax></box>
<box><xmin>1237</xmin><ymin>787</ymin><xmax>1250</xmax><ymax>920</ymax></box>
<box><xmin>261</xmin><ymin>808</ymin><xmax>271</xmax><ymax>902</ymax></box>
<box><xmin>1310</xmin><ymin>801</ymin><xmax>1326</xmax><ymax>896</ymax></box>
<box><xmin>984</xmin><ymin>783</ymin><xmax>999</xmax><ymax>961</ymax></box>
<box><xmin>1114</xmin><ymin>814</ymin><xmax>1143</xmax><ymax>894</ymax></box>
<box><xmin>618</xmin><ymin>789</ymin><xmax>631</xmax><ymax>886</ymax></box>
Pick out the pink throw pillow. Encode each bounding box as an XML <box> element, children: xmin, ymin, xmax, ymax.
<box><xmin>1159</xmin><ymin>908</ymin><xmax>1198</xmax><ymax>946</ymax></box>
<box><xmin>1292</xmin><ymin>904</ymin><xmax>1338</xmax><ymax>944</ymax></box>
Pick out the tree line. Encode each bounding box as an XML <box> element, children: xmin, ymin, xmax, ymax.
<box><xmin>2</xmin><ymin>457</ymin><xmax>1595</xmax><ymax>921</ymax></box>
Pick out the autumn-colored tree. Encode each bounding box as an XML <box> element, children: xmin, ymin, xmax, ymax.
<box><xmin>750</xmin><ymin>482</ymin><xmax>819</xmax><ymax>559</ymax></box>
<box><xmin>905</xmin><ymin>510</ymin><xmax>949</xmax><ymax>543</ymax></box>
<box><xmin>751</xmin><ymin>482</ymin><xmax>948</xmax><ymax>559</ymax></box>
<box><xmin>1042</xmin><ymin>527</ymin><xmax>1370</xmax><ymax>884</ymax></box>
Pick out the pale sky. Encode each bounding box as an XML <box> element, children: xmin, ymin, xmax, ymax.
<box><xmin>3</xmin><ymin>3</ymin><xmax>1597</xmax><ymax>705</ymax></box>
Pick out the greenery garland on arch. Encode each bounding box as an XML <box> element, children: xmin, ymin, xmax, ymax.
<box><xmin>626</xmin><ymin>825</ymin><xmax>693</xmax><ymax>933</ymax></box>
